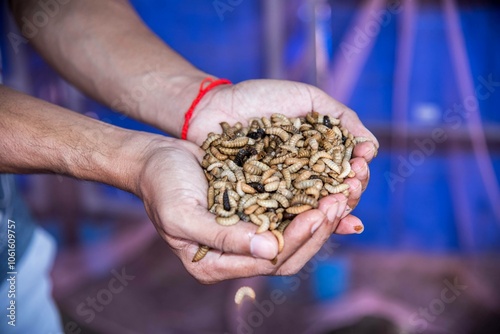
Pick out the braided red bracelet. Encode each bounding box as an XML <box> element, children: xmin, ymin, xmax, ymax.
<box><xmin>181</xmin><ymin>77</ymin><xmax>232</xmax><ymax>140</ymax></box>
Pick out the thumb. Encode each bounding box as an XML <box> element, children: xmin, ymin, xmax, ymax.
<box><xmin>179</xmin><ymin>206</ymin><xmax>278</xmax><ymax>260</ymax></box>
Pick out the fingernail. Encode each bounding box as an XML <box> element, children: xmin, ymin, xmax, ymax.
<box><xmin>311</xmin><ymin>221</ymin><xmax>322</xmax><ymax>234</ymax></box>
<box><xmin>251</xmin><ymin>234</ymin><xmax>277</xmax><ymax>259</ymax></box>
<box><xmin>327</xmin><ymin>200</ymin><xmax>339</xmax><ymax>222</ymax></box>
<box><xmin>354</xmin><ymin>225</ymin><xmax>364</xmax><ymax>234</ymax></box>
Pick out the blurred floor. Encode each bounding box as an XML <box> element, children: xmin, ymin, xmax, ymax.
<box><xmin>53</xmin><ymin>234</ymin><xmax>500</xmax><ymax>334</ymax></box>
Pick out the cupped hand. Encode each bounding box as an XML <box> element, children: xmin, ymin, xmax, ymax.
<box><xmin>136</xmin><ymin>137</ymin><xmax>350</xmax><ymax>284</ymax></box>
<box><xmin>187</xmin><ymin>79</ymin><xmax>378</xmax><ymax>233</ymax></box>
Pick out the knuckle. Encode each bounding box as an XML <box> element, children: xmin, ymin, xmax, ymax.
<box><xmin>213</xmin><ymin>229</ymin><xmax>231</xmax><ymax>253</ymax></box>
<box><xmin>278</xmin><ymin>263</ymin><xmax>303</xmax><ymax>276</ymax></box>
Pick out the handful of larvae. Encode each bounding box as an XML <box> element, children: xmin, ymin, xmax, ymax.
<box><xmin>193</xmin><ymin>111</ymin><xmax>369</xmax><ymax>263</ymax></box>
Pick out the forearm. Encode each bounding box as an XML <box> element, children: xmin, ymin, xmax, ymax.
<box><xmin>0</xmin><ymin>85</ymin><xmax>154</xmax><ymax>194</ymax></box>
<box><xmin>10</xmin><ymin>0</ymin><xmax>209</xmax><ymax>137</ymax></box>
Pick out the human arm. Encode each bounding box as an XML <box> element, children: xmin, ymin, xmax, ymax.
<box><xmin>9</xmin><ymin>0</ymin><xmax>208</xmax><ymax>137</ymax></box>
<box><xmin>10</xmin><ymin>0</ymin><xmax>377</xmax><ymax>267</ymax></box>
<box><xmin>0</xmin><ymin>85</ymin><xmax>352</xmax><ymax>283</ymax></box>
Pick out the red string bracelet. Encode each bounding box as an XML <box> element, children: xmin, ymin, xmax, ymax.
<box><xmin>181</xmin><ymin>77</ymin><xmax>232</xmax><ymax>140</ymax></box>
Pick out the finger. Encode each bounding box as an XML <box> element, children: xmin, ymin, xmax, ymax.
<box><xmin>353</xmin><ymin>141</ymin><xmax>378</xmax><ymax>163</ymax></box>
<box><xmin>180</xmin><ymin>207</ymin><xmax>329</xmax><ymax>282</ymax></box>
<box><xmin>350</xmin><ymin>157</ymin><xmax>370</xmax><ymax>192</ymax></box>
<box><xmin>334</xmin><ymin>214</ymin><xmax>364</xmax><ymax>234</ymax></box>
<box><xmin>343</xmin><ymin>177</ymin><xmax>362</xmax><ymax>212</ymax></box>
<box><xmin>173</xmin><ymin>205</ymin><xmax>279</xmax><ymax>260</ymax></box>
<box><xmin>277</xmin><ymin>209</ymin><xmax>329</xmax><ymax>256</ymax></box>
<box><xmin>317</xmin><ymin>193</ymin><xmax>349</xmax><ymax>223</ymax></box>
<box><xmin>319</xmin><ymin>193</ymin><xmax>360</xmax><ymax>235</ymax></box>
<box><xmin>275</xmin><ymin>199</ymin><xmax>346</xmax><ymax>275</ymax></box>
<box><xmin>177</xmin><ymin>216</ymin><xmax>363</xmax><ymax>283</ymax></box>
<box><xmin>174</xmin><ymin>138</ymin><xmax>206</xmax><ymax>161</ymax></box>
<box><xmin>183</xmin><ymin>244</ymin><xmax>275</xmax><ymax>283</ymax></box>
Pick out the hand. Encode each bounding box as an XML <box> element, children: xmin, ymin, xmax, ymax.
<box><xmin>136</xmin><ymin>137</ymin><xmax>350</xmax><ymax>283</ymax></box>
<box><xmin>187</xmin><ymin>79</ymin><xmax>378</xmax><ymax>233</ymax></box>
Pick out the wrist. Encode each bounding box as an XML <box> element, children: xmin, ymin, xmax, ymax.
<box><xmin>67</xmin><ymin>124</ymin><xmax>160</xmax><ymax>196</ymax></box>
<box><xmin>133</xmin><ymin>70</ymin><xmax>213</xmax><ymax>137</ymax></box>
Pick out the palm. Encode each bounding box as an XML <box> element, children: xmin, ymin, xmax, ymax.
<box><xmin>139</xmin><ymin>137</ymin><xmax>346</xmax><ymax>283</ymax></box>
<box><xmin>189</xmin><ymin>79</ymin><xmax>377</xmax><ymax>216</ymax></box>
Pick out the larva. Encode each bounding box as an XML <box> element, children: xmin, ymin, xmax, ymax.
<box><xmin>312</xmin><ymin>160</ymin><xmax>326</xmax><ymax>173</ymax></box>
<box><xmin>243</xmin><ymin>162</ymin><xmax>264</xmax><ymax>175</ymax></box>
<box><xmin>286</xmin><ymin>205</ymin><xmax>313</xmax><ymax>214</ymax></box>
<box><xmin>305</xmin><ymin>186</ymin><xmax>321</xmax><ymax>200</ymax></box>
<box><xmin>276</xmin><ymin>219</ymin><xmax>292</xmax><ymax>234</ymax></box>
<box><xmin>234</xmin><ymin>286</ymin><xmax>256</xmax><ymax>305</ymax></box>
<box><xmin>222</xmin><ymin>189</ymin><xmax>231</xmax><ymax>210</ymax></box>
<box><xmin>238</xmin><ymin>194</ymin><xmax>253</xmax><ymax>212</ymax></box>
<box><xmin>282</xmin><ymin>168</ymin><xmax>292</xmax><ymax>188</ymax></box>
<box><xmin>210</xmin><ymin>146</ymin><xmax>228</xmax><ymax>161</ymax></box>
<box><xmin>271</xmin><ymin>113</ymin><xmax>292</xmax><ymax>125</ymax></box>
<box><xmin>263</xmin><ymin>176</ymin><xmax>281</xmax><ymax>185</ymax></box>
<box><xmin>277</xmin><ymin>187</ymin><xmax>294</xmax><ymax>199</ymax></box>
<box><xmin>308</xmin><ymin>138</ymin><xmax>319</xmax><ymax>152</ymax></box>
<box><xmin>220</xmin><ymin>169</ymin><xmax>237</xmax><ymax>183</ymax></box>
<box><xmin>256</xmin><ymin>214</ymin><xmax>270</xmax><ymax>233</ymax></box>
<box><xmin>271</xmin><ymin>230</ymin><xmax>285</xmax><ymax>253</ymax></box>
<box><xmin>216</xmin><ymin>214</ymin><xmax>240</xmax><ymax>226</ymax></box>
<box><xmin>216</xmin><ymin>205</ymin><xmax>236</xmax><ymax>218</ymax></box>
<box><xmin>221</xmin><ymin>137</ymin><xmax>249</xmax><ymax>148</ymax></box>
<box><xmin>269</xmin><ymin>153</ymin><xmax>295</xmax><ymax>165</ymax></box>
<box><xmin>218</xmin><ymin>147</ymin><xmax>241</xmax><ymax>155</ymax></box>
<box><xmin>295</xmin><ymin>170</ymin><xmax>312</xmax><ymax>182</ymax></box>
<box><xmin>248</xmin><ymin>160</ymin><xmax>271</xmax><ymax>171</ymax></box>
<box><xmin>264</xmin><ymin>181</ymin><xmax>280</xmax><ymax>192</ymax></box>
<box><xmin>293</xmin><ymin>117</ymin><xmax>301</xmax><ymax>130</ymax></box>
<box><xmin>271</xmin><ymin>193</ymin><xmax>290</xmax><ymax>208</ymax></box>
<box><xmin>192</xmin><ymin>245</ymin><xmax>210</xmax><ymax>263</ymax></box>
<box><xmin>254</xmin><ymin>206</ymin><xmax>267</xmax><ymax>215</ymax></box>
<box><xmin>324</xmin><ymin>183</ymin><xmax>350</xmax><ymax>194</ymax></box>
<box><xmin>288</xmin><ymin>134</ymin><xmax>303</xmax><ymax>148</ymax></box>
<box><xmin>244</xmin><ymin>204</ymin><xmax>260</xmax><ymax>215</ymax></box>
<box><xmin>207</xmin><ymin>186</ymin><xmax>215</xmax><ymax>209</ymax></box>
<box><xmin>290</xmin><ymin>194</ymin><xmax>318</xmax><ymax>208</ymax></box>
<box><xmin>207</xmin><ymin>162</ymin><xmax>224</xmax><ymax>172</ymax></box>
<box><xmin>201</xmin><ymin>133</ymin><xmax>221</xmax><ymax>150</ymax></box>
<box><xmin>265</xmin><ymin>127</ymin><xmax>290</xmax><ymax>142</ymax></box>
<box><xmin>257</xmin><ymin>199</ymin><xmax>279</xmax><ymax>209</ymax></box>
<box><xmin>309</xmin><ymin>151</ymin><xmax>333</xmax><ymax>167</ymax></box>
<box><xmin>354</xmin><ymin>136</ymin><xmax>371</xmax><ymax>144</ymax></box>
<box><xmin>287</xmin><ymin>161</ymin><xmax>306</xmax><ymax>174</ymax></box>
<box><xmin>299</xmin><ymin>124</ymin><xmax>313</xmax><ymax>133</ymax></box>
<box><xmin>322</xmin><ymin>158</ymin><xmax>342</xmax><ymax>174</ymax></box>
<box><xmin>245</xmin><ymin>174</ymin><xmax>262</xmax><ymax>183</ymax></box>
<box><xmin>305</xmin><ymin>111</ymin><xmax>318</xmax><ymax>124</ymax></box>
<box><xmin>249</xmin><ymin>213</ymin><xmax>263</xmax><ymax>226</ymax></box>
<box><xmin>294</xmin><ymin>179</ymin><xmax>321</xmax><ymax>190</ymax></box>
<box><xmin>262</xmin><ymin>117</ymin><xmax>272</xmax><ymax>128</ymax></box>
<box><xmin>261</xmin><ymin>168</ymin><xmax>278</xmax><ymax>182</ymax></box>
<box><xmin>297</xmin><ymin>148</ymin><xmax>310</xmax><ymax>158</ymax></box>
<box><xmin>242</xmin><ymin>196</ymin><xmax>259</xmax><ymax>209</ymax></box>
<box><xmin>338</xmin><ymin>160</ymin><xmax>352</xmax><ymax>179</ymax></box>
